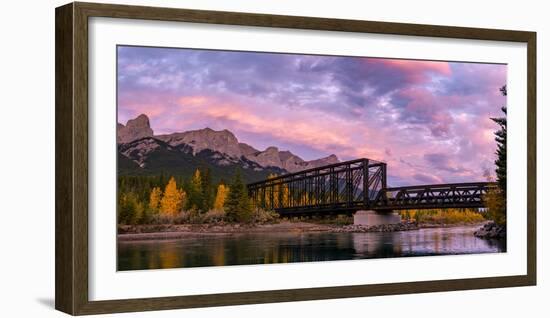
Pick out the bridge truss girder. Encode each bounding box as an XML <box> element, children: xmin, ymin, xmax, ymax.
<box><xmin>247</xmin><ymin>158</ymin><xmax>495</xmax><ymax>216</ymax></box>
<box><xmin>372</xmin><ymin>182</ymin><xmax>494</xmax><ymax>211</ymax></box>
<box><xmin>247</xmin><ymin>158</ymin><xmax>386</xmax><ymax>215</ymax></box>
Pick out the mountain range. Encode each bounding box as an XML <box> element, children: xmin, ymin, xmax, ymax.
<box><xmin>117</xmin><ymin>114</ymin><xmax>340</xmax><ymax>183</ymax></box>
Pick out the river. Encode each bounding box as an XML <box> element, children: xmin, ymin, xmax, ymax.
<box><xmin>117</xmin><ymin>224</ymin><xmax>506</xmax><ymax>271</ymax></box>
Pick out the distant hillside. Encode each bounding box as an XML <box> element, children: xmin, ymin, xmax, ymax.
<box><xmin>118</xmin><ymin>137</ymin><xmax>286</xmax><ymax>184</ymax></box>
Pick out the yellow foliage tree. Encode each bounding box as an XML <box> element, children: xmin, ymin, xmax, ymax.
<box><xmin>484</xmin><ymin>187</ymin><xmax>506</xmax><ymax>225</ymax></box>
<box><xmin>263</xmin><ymin>174</ymin><xmax>278</xmax><ymax>209</ymax></box>
<box><xmin>160</xmin><ymin>177</ymin><xmax>186</xmax><ymax>217</ymax></box>
<box><xmin>213</xmin><ymin>184</ymin><xmax>229</xmax><ymax>210</ymax></box>
<box><xmin>482</xmin><ymin>170</ymin><xmax>506</xmax><ymax>225</ymax></box>
<box><xmin>148</xmin><ymin>187</ymin><xmax>162</xmax><ymax>214</ymax></box>
<box><xmin>281</xmin><ymin>184</ymin><xmax>289</xmax><ymax>208</ymax></box>
<box><xmin>300</xmin><ymin>192</ymin><xmax>310</xmax><ymax>206</ymax></box>
<box><xmin>192</xmin><ymin>169</ymin><xmax>202</xmax><ymax>188</ymax></box>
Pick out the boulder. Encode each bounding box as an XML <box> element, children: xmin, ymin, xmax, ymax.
<box><xmin>474</xmin><ymin>221</ymin><xmax>506</xmax><ymax>239</ymax></box>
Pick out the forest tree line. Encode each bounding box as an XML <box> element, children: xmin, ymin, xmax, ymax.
<box><xmin>118</xmin><ymin>168</ymin><xmax>278</xmax><ymax>225</ymax></box>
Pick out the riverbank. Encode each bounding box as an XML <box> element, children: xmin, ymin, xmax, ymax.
<box><xmin>118</xmin><ymin>220</ymin><xmax>488</xmax><ymax>241</ymax></box>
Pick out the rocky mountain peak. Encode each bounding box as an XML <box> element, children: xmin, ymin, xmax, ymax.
<box><xmin>307</xmin><ymin>154</ymin><xmax>340</xmax><ymax>167</ymax></box>
<box><xmin>156</xmin><ymin>127</ymin><xmax>242</xmax><ymax>158</ymax></box>
<box><xmin>118</xmin><ymin>114</ymin><xmax>341</xmax><ymax>175</ymax></box>
<box><xmin>117</xmin><ymin>114</ymin><xmax>154</xmax><ymax>144</ymax></box>
<box><xmin>239</xmin><ymin>143</ymin><xmax>260</xmax><ymax>156</ymax></box>
<box><xmin>264</xmin><ymin>146</ymin><xmax>279</xmax><ymax>154</ymax></box>
<box><xmin>249</xmin><ymin>146</ymin><xmax>282</xmax><ymax>168</ymax></box>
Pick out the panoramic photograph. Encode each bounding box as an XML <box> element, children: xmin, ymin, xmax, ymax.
<box><xmin>116</xmin><ymin>45</ymin><xmax>507</xmax><ymax>271</ymax></box>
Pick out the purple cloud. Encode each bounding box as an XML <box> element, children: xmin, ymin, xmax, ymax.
<box><xmin>117</xmin><ymin>45</ymin><xmax>506</xmax><ymax>186</ymax></box>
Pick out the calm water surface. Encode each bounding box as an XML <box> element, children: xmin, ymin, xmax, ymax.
<box><xmin>117</xmin><ymin>225</ymin><xmax>506</xmax><ymax>271</ymax></box>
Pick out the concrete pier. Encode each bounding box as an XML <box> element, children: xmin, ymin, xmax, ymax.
<box><xmin>353</xmin><ymin>210</ymin><xmax>401</xmax><ymax>226</ymax></box>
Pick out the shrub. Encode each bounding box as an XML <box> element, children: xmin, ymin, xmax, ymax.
<box><xmin>201</xmin><ymin>209</ymin><xmax>227</xmax><ymax>224</ymax></box>
<box><xmin>251</xmin><ymin>208</ymin><xmax>279</xmax><ymax>224</ymax></box>
<box><xmin>150</xmin><ymin>213</ymin><xmax>175</xmax><ymax>225</ymax></box>
<box><xmin>334</xmin><ymin>214</ymin><xmax>353</xmax><ymax>225</ymax></box>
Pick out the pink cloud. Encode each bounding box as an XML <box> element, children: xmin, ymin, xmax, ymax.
<box><xmin>374</xmin><ymin>59</ymin><xmax>452</xmax><ymax>85</ymax></box>
<box><xmin>381</xmin><ymin>59</ymin><xmax>452</xmax><ymax>76</ymax></box>
<box><xmin>175</xmin><ymin>95</ymin><xmax>367</xmax><ymax>155</ymax></box>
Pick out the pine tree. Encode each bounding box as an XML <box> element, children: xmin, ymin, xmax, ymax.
<box><xmin>160</xmin><ymin>177</ymin><xmax>185</xmax><ymax>217</ymax></box>
<box><xmin>200</xmin><ymin>167</ymin><xmax>214</xmax><ymax>212</ymax></box>
<box><xmin>186</xmin><ymin>169</ymin><xmax>203</xmax><ymax>211</ymax></box>
<box><xmin>118</xmin><ymin>192</ymin><xmax>144</xmax><ymax>225</ymax></box>
<box><xmin>224</xmin><ymin>171</ymin><xmax>253</xmax><ymax>222</ymax></box>
<box><xmin>491</xmin><ymin>85</ymin><xmax>507</xmax><ymax>196</ymax></box>
<box><xmin>487</xmin><ymin>85</ymin><xmax>507</xmax><ymax>225</ymax></box>
<box><xmin>159</xmin><ymin>171</ymin><xmax>166</xmax><ymax>189</ymax></box>
<box><xmin>213</xmin><ymin>183</ymin><xmax>229</xmax><ymax>210</ymax></box>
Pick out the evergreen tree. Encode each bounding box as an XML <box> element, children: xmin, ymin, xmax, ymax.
<box><xmin>224</xmin><ymin>171</ymin><xmax>253</xmax><ymax>222</ymax></box>
<box><xmin>186</xmin><ymin>169</ymin><xmax>203</xmax><ymax>211</ymax></box>
<box><xmin>491</xmin><ymin>85</ymin><xmax>507</xmax><ymax>196</ymax></box>
<box><xmin>485</xmin><ymin>85</ymin><xmax>507</xmax><ymax>225</ymax></box>
<box><xmin>159</xmin><ymin>171</ymin><xmax>166</xmax><ymax>189</ymax></box>
<box><xmin>200</xmin><ymin>167</ymin><xmax>214</xmax><ymax>212</ymax></box>
<box><xmin>118</xmin><ymin>192</ymin><xmax>144</xmax><ymax>225</ymax></box>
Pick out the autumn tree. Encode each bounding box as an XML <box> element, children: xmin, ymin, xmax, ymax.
<box><xmin>160</xmin><ymin>177</ymin><xmax>186</xmax><ymax>217</ymax></box>
<box><xmin>148</xmin><ymin>187</ymin><xmax>162</xmax><ymax>214</ymax></box>
<box><xmin>264</xmin><ymin>173</ymin><xmax>278</xmax><ymax>209</ymax></box>
<box><xmin>280</xmin><ymin>184</ymin><xmax>289</xmax><ymax>208</ymax></box>
<box><xmin>484</xmin><ymin>187</ymin><xmax>506</xmax><ymax>225</ymax></box>
<box><xmin>213</xmin><ymin>183</ymin><xmax>229</xmax><ymax>210</ymax></box>
<box><xmin>224</xmin><ymin>171</ymin><xmax>253</xmax><ymax>222</ymax></box>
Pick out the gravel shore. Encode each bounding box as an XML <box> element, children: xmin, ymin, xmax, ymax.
<box><xmin>117</xmin><ymin>220</ymin><xmax>438</xmax><ymax>241</ymax></box>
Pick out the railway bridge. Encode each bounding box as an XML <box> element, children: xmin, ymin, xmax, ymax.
<box><xmin>247</xmin><ymin>158</ymin><xmax>495</xmax><ymax>225</ymax></box>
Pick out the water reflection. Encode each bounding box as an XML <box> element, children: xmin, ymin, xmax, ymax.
<box><xmin>117</xmin><ymin>225</ymin><xmax>506</xmax><ymax>271</ymax></box>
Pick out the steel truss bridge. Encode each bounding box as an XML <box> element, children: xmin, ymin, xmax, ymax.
<box><xmin>247</xmin><ymin>158</ymin><xmax>495</xmax><ymax>216</ymax></box>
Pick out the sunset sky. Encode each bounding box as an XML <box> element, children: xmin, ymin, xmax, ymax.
<box><xmin>117</xmin><ymin>45</ymin><xmax>507</xmax><ymax>186</ymax></box>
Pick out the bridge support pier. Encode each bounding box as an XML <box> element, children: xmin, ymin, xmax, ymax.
<box><xmin>353</xmin><ymin>210</ymin><xmax>401</xmax><ymax>226</ymax></box>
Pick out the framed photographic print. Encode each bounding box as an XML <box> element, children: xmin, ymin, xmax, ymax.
<box><xmin>55</xmin><ymin>2</ymin><xmax>536</xmax><ymax>315</ymax></box>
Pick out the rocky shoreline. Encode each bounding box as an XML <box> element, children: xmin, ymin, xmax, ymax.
<box><xmin>333</xmin><ymin>222</ymin><xmax>419</xmax><ymax>233</ymax></box>
<box><xmin>474</xmin><ymin>221</ymin><xmax>506</xmax><ymax>239</ymax></box>
<box><xmin>117</xmin><ymin>220</ymin><xmax>492</xmax><ymax>241</ymax></box>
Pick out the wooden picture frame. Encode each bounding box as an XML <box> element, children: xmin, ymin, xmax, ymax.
<box><xmin>55</xmin><ymin>1</ymin><xmax>536</xmax><ymax>315</ymax></box>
